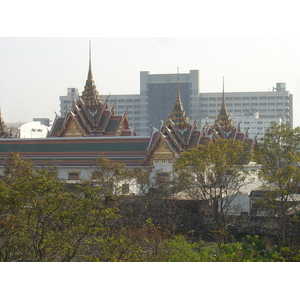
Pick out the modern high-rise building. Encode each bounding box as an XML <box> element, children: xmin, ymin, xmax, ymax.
<box><xmin>140</xmin><ymin>70</ymin><xmax>200</xmax><ymax>135</ymax></box>
<box><xmin>60</xmin><ymin>88</ymin><xmax>80</xmax><ymax>117</ymax></box>
<box><xmin>60</xmin><ymin>71</ymin><xmax>293</xmax><ymax>138</ymax></box>
<box><xmin>199</xmin><ymin>82</ymin><xmax>293</xmax><ymax>128</ymax></box>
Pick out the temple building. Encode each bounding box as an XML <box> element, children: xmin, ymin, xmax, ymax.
<box><xmin>144</xmin><ymin>75</ymin><xmax>257</xmax><ymax>186</ymax></box>
<box><xmin>49</xmin><ymin>45</ymin><xmax>135</xmax><ymax>138</ymax></box>
<box><xmin>0</xmin><ymin>46</ymin><xmax>257</xmax><ymax>184</ymax></box>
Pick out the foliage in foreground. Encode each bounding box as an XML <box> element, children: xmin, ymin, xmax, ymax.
<box><xmin>1</xmin><ymin>153</ymin><xmax>300</xmax><ymax>262</ymax></box>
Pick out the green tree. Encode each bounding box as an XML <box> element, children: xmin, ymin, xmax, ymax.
<box><xmin>91</xmin><ymin>156</ymin><xmax>135</xmax><ymax>201</ymax></box>
<box><xmin>254</xmin><ymin>122</ymin><xmax>300</xmax><ymax>245</ymax></box>
<box><xmin>0</xmin><ymin>153</ymin><xmax>119</xmax><ymax>261</ymax></box>
<box><xmin>174</xmin><ymin>139</ymin><xmax>252</xmax><ymax>243</ymax></box>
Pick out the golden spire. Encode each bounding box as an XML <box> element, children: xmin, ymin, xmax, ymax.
<box><xmin>169</xmin><ymin>68</ymin><xmax>190</xmax><ymax>130</ymax></box>
<box><xmin>81</xmin><ymin>41</ymin><xmax>102</xmax><ymax>112</ymax></box>
<box><xmin>214</xmin><ymin>77</ymin><xmax>234</xmax><ymax>132</ymax></box>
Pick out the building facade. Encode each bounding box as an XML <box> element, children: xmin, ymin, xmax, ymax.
<box><xmin>199</xmin><ymin>82</ymin><xmax>293</xmax><ymax>137</ymax></box>
<box><xmin>0</xmin><ymin>49</ymin><xmax>257</xmax><ymax>185</ymax></box>
<box><xmin>140</xmin><ymin>70</ymin><xmax>200</xmax><ymax>135</ymax></box>
<box><xmin>60</xmin><ymin>87</ymin><xmax>80</xmax><ymax>117</ymax></box>
<box><xmin>61</xmin><ymin>71</ymin><xmax>292</xmax><ymax>138</ymax></box>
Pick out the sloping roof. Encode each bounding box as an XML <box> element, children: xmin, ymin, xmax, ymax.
<box><xmin>0</xmin><ymin>136</ymin><xmax>150</xmax><ymax>167</ymax></box>
<box><xmin>48</xmin><ymin>56</ymin><xmax>135</xmax><ymax>137</ymax></box>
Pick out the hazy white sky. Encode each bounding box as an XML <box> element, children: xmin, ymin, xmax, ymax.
<box><xmin>1</xmin><ymin>37</ymin><xmax>300</xmax><ymax>126</ymax></box>
<box><xmin>1</xmin><ymin>1</ymin><xmax>300</xmax><ymax>127</ymax></box>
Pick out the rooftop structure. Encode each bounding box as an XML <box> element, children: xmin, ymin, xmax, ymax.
<box><xmin>50</xmin><ymin>43</ymin><xmax>136</xmax><ymax>138</ymax></box>
<box><xmin>0</xmin><ymin>45</ymin><xmax>257</xmax><ymax>183</ymax></box>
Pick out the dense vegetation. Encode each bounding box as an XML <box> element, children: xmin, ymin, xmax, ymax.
<box><xmin>1</xmin><ymin>123</ymin><xmax>300</xmax><ymax>261</ymax></box>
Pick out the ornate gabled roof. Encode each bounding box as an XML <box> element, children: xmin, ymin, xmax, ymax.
<box><xmin>146</xmin><ymin>75</ymin><xmax>257</xmax><ymax>161</ymax></box>
<box><xmin>48</xmin><ymin>43</ymin><xmax>135</xmax><ymax>138</ymax></box>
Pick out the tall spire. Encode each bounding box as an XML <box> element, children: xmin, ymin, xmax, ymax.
<box><xmin>169</xmin><ymin>68</ymin><xmax>190</xmax><ymax>130</ymax></box>
<box><xmin>214</xmin><ymin>76</ymin><xmax>234</xmax><ymax>132</ymax></box>
<box><xmin>88</xmin><ymin>41</ymin><xmax>93</xmax><ymax>81</ymax></box>
<box><xmin>81</xmin><ymin>41</ymin><xmax>102</xmax><ymax>112</ymax></box>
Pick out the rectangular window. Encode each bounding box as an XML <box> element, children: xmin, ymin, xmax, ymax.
<box><xmin>68</xmin><ymin>172</ymin><xmax>80</xmax><ymax>180</ymax></box>
<box><xmin>156</xmin><ymin>172</ymin><xmax>170</xmax><ymax>188</ymax></box>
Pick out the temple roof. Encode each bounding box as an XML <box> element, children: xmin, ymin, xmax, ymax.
<box><xmin>48</xmin><ymin>43</ymin><xmax>135</xmax><ymax>138</ymax></box>
<box><xmin>146</xmin><ymin>76</ymin><xmax>257</xmax><ymax>160</ymax></box>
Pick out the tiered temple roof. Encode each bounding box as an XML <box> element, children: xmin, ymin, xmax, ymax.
<box><xmin>49</xmin><ymin>43</ymin><xmax>135</xmax><ymax>138</ymax></box>
<box><xmin>0</xmin><ymin>46</ymin><xmax>257</xmax><ymax>171</ymax></box>
<box><xmin>146</xmin><ymin>77</ymin><xmax>257</xmax><ymax>161</ymax></box>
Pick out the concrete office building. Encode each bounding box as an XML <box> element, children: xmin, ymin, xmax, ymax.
<box><xmin>99</xmin><ymin>70</ymin><xmax>200</xmax><ymax>136</ymax></box>
<box><xmin>231</xmin><ymin>113</ymin><xmax>282</xmax><ymax>140</ymax></box>
<box><xmin>60</xmin><ymin>88</ymin><xmax>80</xmax><ymax>117</ymax></box>
<box><xmin>99</xmin><ymin>94</ymin><xmax>142</xmax><ymax>134</ymax></box>
<box><xmin>199</xmin><ymin>82</ymin><xmax>293</xmax><ymax>131</ymax></box>
<box><xmin>60</xmin><ymin>72</ymin><xmax>292</xmax><ymax>137</ymax></box>
<box><xmin>140</xmin><ymin>70</ymin><xmax>200</xmax><ymax>135</ymax></box>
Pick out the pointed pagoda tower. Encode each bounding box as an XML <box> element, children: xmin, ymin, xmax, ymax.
<box><xmin>146</xmin><ymin>69</ymin><xmax>202</xmax><ymax>164</ymax></box>
<box><xmin>80</xmin><ymin>41</ymin><xmax>102</xmax><ymax>113</ymax></box>
<box><xmin>169</xmin><ymin>69</ymin><xmax>190</xmax><ymax>130</ymax></box>
<box><xmin>49</xmin><ymin>42</ymin><xmax>135</xmax><ymax>137</ymax></box>
<box><xmin>213</xmin><ymin>77</ymin><xmax>234</xmax><ymax>133</ymax></box>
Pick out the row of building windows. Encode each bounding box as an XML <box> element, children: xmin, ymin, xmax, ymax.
<box><xmin>202</xmin><ymin>102</ymin><xmax>288</xmax><ymax>108</ymax></box>
<box><xmin>201</xmin><ymin>96</ymin><xmax>289</xmax><ymax>101</ymax></box>
<box><xmin>154</xmin><ymin>159</ymin><xmax>173</xmax><ymax>164</ymax></box>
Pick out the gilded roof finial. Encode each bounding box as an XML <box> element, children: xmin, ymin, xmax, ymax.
<box><xmin>213</xmin><ymin>76</ymin><xmax>234</xmax><ymax>133</ymax></box>
<box><xmin>81</xmin><ymin>41</ymin><xmax>102</xmax><ymax>112</ymax></box>
<box><xmin>169</xmin><ymin>68</ymin><xmax>190</xmax><ymax>130</ymax></box>
<box><xmin>88</xmin><ymin>41</ymin><xmax>93</xmax><ymax>81</ymax></box>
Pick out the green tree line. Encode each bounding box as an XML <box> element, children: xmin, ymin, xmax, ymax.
<box><xmin>1</xmin><ymin>123</ymin><xmax>300</xmax><ymax>261</ymax></box>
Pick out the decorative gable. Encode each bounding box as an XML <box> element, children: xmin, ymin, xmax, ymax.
<box><xmin>62</xmin><ymin>118</ymin><xmax>84</xmax><ymax>137</ymax></box>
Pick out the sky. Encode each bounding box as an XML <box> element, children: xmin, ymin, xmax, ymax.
<box><xmin>1</xmin><ymin>1</ymin><xmax>300</xmax><ymax>128</ymax></box>
<box><xmin>1</xmin><ymin>36</ymin><xmax>300</xmax><ymax>127</ymax></box>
